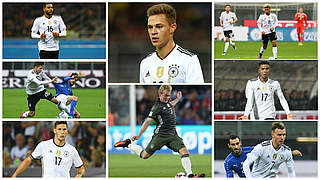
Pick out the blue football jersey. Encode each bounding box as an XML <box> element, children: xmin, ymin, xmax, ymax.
<box><xmin>224</xmin><ymin>146</ymin><xmax>254</xmax><ymax>178</ymax></box>
<box><xmin>54</xmin><ymin>77</ymin><xmax>73</xmax><ymax>96</ymax></box>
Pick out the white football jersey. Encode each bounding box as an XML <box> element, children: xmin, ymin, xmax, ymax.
<box><xmin>220</xmin><ymin>11</ymin><xmax>237</xmax><ymax>31</ymax></box>
<box><xmin>31</xmin><ymin>15</ymin><xmax>66</xmax><ymax>51</ymax></box>
<box><xmin>257</xmin><ymin>13</ymin><xmax>278</xmax><ymax>34</ymax></box>
<box><xmin>140</xmin><ymin>44</ymin><xmax>204</xmax><ymax>83</ymax></box>
<box><xmin>31</xmin><ymin>139</ymin><xmax>83</xmax><ymax>178</ymax></box>
<box><xmin>244</xmin><ymin>77</ymin><xmax>290</xmax><ymax>120</ymax></box>
<box><xmin>26</xmin><ymin>69</ymin><xmax>52</xmax><ymax>95</ymax></box>
<box><xmin>243</xmin><ymin>140</ymin><xmax>296</xmax><ymax>178</ymax></box>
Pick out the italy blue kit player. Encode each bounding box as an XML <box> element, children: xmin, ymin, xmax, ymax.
<box><xmin>224</xmin><ymin>135</ymin><xmax>302</xmax><ymax>178</ymax></box>
<box><xmin>54</xmin><ymin>73</ymin><xmax>80</xmax><ymax>118</ymax></box>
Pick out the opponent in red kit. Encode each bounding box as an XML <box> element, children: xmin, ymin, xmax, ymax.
<box><xmin>294</xmin><ymin>8</ymin><xmax>308</xmax><ymax>46</ymax></box>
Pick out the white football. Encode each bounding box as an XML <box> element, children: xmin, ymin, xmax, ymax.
<box><xmin>58</xmin><ymin>111</ymin><xmax>69</xmax><ymax>119</ymax></box>
<box><xmin>175</xmin><ymin>172</ymin><xmax>186</xmax><ymax>178</ymax></box>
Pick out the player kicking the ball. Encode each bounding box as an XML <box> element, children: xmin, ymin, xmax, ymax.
<box><xmin>243</xmin><ymin>122</ymin><xmax>296</xmax><ymax>178</ymax></box>
<box><xmin>31</xmin><ymin>3</ymin><xmax>66</xmax><ymax>59</ymax></box>
<box><xmin>258</xmin><ymin>4</ymin><xmax>278</xmax><ymax>60</ymax></box>
<box><xmin>114</xmin><ymin>85</ymin><xmax>205</xmax><ymax>178</ymax></box>
<box><xmin>21</xmin><ymin>62</ymin><xmax>71</xmax><ymax>118</ymax></box>
<box><xmin>140</xmin><ymin>4</ymin><xmax>204</xmax><ymax>83</ymax></box>
<box><xmin>12</xmin><ymin>121</ymin><xmax>85</xmax><ymax>178</ymax></box>
<box><xmin>54</xmin><ymin>73</ymin><xmax>80</xmax><ymax>118</ymax></box>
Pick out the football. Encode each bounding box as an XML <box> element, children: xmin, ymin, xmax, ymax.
<box><xmin>175</xmin><ymin>172</ymin><xmax>186</xmax><ymax>178</ymax></box>
<box><xmin>58</xmin><ymin>111</ymin><xmax>69</xmax><ymax>119</ymax></box>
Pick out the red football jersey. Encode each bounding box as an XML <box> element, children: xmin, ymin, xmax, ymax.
<box><xmin>295</xmin><ymin>13</ymin><xmax>308</xmax><ymax>26</ymax></box>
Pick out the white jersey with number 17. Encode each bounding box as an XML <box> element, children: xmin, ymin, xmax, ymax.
<box><xmin>31</xmin><ymin>139</ymin><xmax>83</xmax><ymax>178</ymax></box>
<box><xmin>139</xmin><ymin>44</ymin><xmax>204</xmax><ymax>83</ymax></box>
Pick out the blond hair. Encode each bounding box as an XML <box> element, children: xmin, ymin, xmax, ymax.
<box><xmin>272</xmin><ymin>122</ymin><xmax>285</xmax><ymax>132</ymax></box>
<box><xmin>147</xmin><ymin>4</ymin><xmax>176</xmax><ymax>25</ymax></box>
<box><xmin>158</xmin><ymin>85</ymin><xmax>172</xmax><ymax>94</ymax></box>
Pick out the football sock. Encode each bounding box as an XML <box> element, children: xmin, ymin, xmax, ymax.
<box><xmin>259</xmin><ymin>47</ymin><xmax>266</xmax><ymax>54</ymax></box>
<box><xmin>300</xmin><ymin>34</ymin><xmax>303</xmax><ymax>42</ymax></box>
<box><xmin>297</xmin><ymin>34</ymin><xmax>300</xmax><ymax>42</ymax></box>
<box><xmin>230</xmin><ymin>39</ymin><xmax>235</xmax><ymax>46</ymax></box>
<box><xmin>58</xmin><ymin>101</ymin><xmax>70</xmax><ymax>114</ymax></box>
<box><xmin>128</xmin><ymin>144</ymin><xmax>144</xmax><ymax>158</ymax></box>
<box><xmin>181</xmin><ymin>154</ymin><xmax>192</xmax><ymax>175</ymax></box>
<box><xmin>272</xmin><ymin>46</ymin><xmax>278</xmax><ymax>58</ymax></box>
<box><xmin>224</xmin><ymin>42</ymin><xmax>229</xmax><ymax>53</ymax></box>
<box><xmin>69</xmin><ymin>100</ymin><xmax>77</xmax><ymax>116</ymax></box>
<box><xmin>22</xmin><ymin>111</ymin><xmax>29</xmax><ymax>118</ymax></box>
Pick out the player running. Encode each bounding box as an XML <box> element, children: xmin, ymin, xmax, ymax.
<box><xmin>243</xmin><ymin>122</ymin><xmax>296</xmax><ymax>178</ymax></box>
<box><xmin>114</xmin><ymin>85</ymin><xmax>205</xmax><ymax>178</ymax></box>
<box><xmin>54</xmin><ymin>73</ymin><xmax>80</xmax><ymax>118</ymax></box>
<box><xmin>31</xmin><ymin>3</ymin><xmax>66</xmax><ymax>59</ymax></box>
<box><xmin>12</xmin><ymin>121</ymin><xmax>85</xmax><ymax>178</ymax></box>
<box><xmin>257</xmin><ymin>4</ymin><xmax>278</xmax><ymax>60</ymax></box>
<box><xmin>225</xmin><ymin>135</ymin><xmax>302</xmax><ymax>178</ymax></box>
<box><xmin>21</xmin><ymin>62</ymin><xmax>70</xmax><ymax>118</ymax></box>
<box><xmin>239</xmin><ymin>61</ymin><xmax>295</xmax><ymax>120</ymax></box>
<box><xmin>140</xmin><ymin>4</ymin><xmax>204</xmax><ymax>83</ymax></box>
<box><xmin>295</xmin><ymin>8</ymin><xmax>308</xmax><ymax>46</ymax></box>
<box><xmin>220</xmin><ymin>4</ymin><xmax>237</xmax><ymax>56</ymax></box>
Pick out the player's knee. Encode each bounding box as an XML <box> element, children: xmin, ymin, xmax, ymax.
<box><xmin>181</xmin><ymin>154</ymin><xmax>190</xmax><ymax>159</ymax></box>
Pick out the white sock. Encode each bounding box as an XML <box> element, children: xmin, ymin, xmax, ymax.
<box><xmin>259</xmin><ymin>46</ymin><xmax>265</xmax><ymax>54</ymax></box>
<box><xmin>128</xmin><ymin>144</ymin><xmax>144</xmax><ymax>157</ymax></box>
<box><xmin>181</xmin><ymin>156</ymin><xmax>192</xmax><ymax>175</ymax></box>
<box><xmin>58</xmin><ymin>102</ymin><xmax>70</xmax><ymax>114</ymax></box>
<box><xmin>272</xmin><ymin>46</ymin><xmax>278</xmax><ymax>58</ymax></box>
<box><xmin>230</xmin><ymin>39</ymin><xmax>235</xmax><ymax>46</ymax></box>
<box><xmin>224</xmin><ymin>42</ymin><xmax>229</xmax><ymax>53</ymax></box>
<box><xmin>22</xmin><ymin>111</ymin><xmax>29</xmax><ymax>118</ymax></box>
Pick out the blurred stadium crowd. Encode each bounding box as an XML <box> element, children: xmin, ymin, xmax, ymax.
<box><xmin>109</xmin><ymin>86</ymin><xmax>212</xmax><ymax>126</ymax></box>
<box><xmin>214</xmin><ymin>89</ymin><xmax>318</xmax><ymax>111</ymax></box>
<box><xmin>3</xmin><ymin>121</ymin><xmax>106</xmax><ymax>169</ymax></box>
<box><xmin>3</xmin><ymin>3</ymin><xmax>105</xmax><ymax>39</ymax></box>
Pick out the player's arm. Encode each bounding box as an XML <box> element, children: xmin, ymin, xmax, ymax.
<box><xmin>304</xmin><ymin>14</ymin><xmax>308</xmax><ymax>30</ymax></box>
<box><xmin>286</xmin><ymin>151</ymin><xmax>296</xmax><ymax>177</ymax></box>
<box><xmin>75</xmin><ymin>165</ymin><xmax>86</xmax><ymax>178</ymax></box>
<box><xmin>270</xmin><ymin>14</ymin><xmax>278</xmax><ymax>31</ymax></box>
<box><xmin>292</xmin><ymin>149</ymin><xmax>303</xmax><ymax>157</ymax></box>
<box><xmin>231</xmin><ymin>14</ymin><xmax>238</xmax><ymax>24</ymax></box>
<box><xmin>30</xmin><ymin>75</ymin><xmax>56</xmax><ymax>85</ymax></box>
<box><xmin>243</xmin><ymin>144</ymin><xmax>262</xmax><ymax>178</ymax></box>
<box><xmin>172</xmin><ymin>91</ymin><xmax>182</xmax><ymax>106</ymax></box>
<box><xmin>239</xmin><ymin>80</ymin><xmax>253</xmax><ymax>120</ymax></box>
<box><xmin>294</xmin><ymin>13</ymin><xmax>299</xmax><ymax>21</ymax></box>
<box><xmin>11</xmin><ymin>156</ymin><xmax>33</xmax><ymax>177</ymax></box>
<box><xmin>275</xmin><ymin>82</ymin><xmax>295</xmax><ymax>120</ymax></box>
<box><xmin>220</xmin><ymin>13</ymin><xmax>223</xmax><ymax>27</ymax></box>
<box><xmin>139</xmin><ymin>61</ymin><xmax>146</xmax><ymax>83</ymax></box>
<box><xmin>224</xmin><ymin>160</ymin><xmax>234</xmax><ymax>178</ymax></box>
<box><xmin>257</xmin><ymin>15</ymin><xmax>264</xmax><ymax>33</ymax></box>
<box><xmin>186</xmin><ymin>55</ymin><xmax>204</xmax><ymax>83</ymax></box>
<box><xmin>132</xmin><ymin>118</ymin><xmax>153</xmax><ymax>141</ymax></box>
<box><xmin>31</xmin><ymin>19</ymin><xmax>42</xmax><ymax>39</ymax></box>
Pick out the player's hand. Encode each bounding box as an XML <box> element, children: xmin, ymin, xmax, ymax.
<box><xmin>75</xmin><ymin>174</ymin><xmax>83</xmax><ymax>178</ymax></box>
<box><xmin>230</xmin><ymin>21</ymin><xmax>234</xmax><ymax>24</ymax></box>
<box><xmin>262</xmin><ymin>31</ymin><xmax>265</xmax><ymax>35</ymax></box>
<box><xmin>238</xmin><ymin>116</ymin><xmax>249</xmax><ymax>120</ymax></box>
<box><xmin>51</xmin><ymin>77</ymin><xmax>58</xmax><ymax>83</ymax></box>
<box><xmin>287</xmin><ymin>113</ymin><xmax>296</xmax><ymax>120</ymax></box>
<box><xmin>220</xmin><ymin>24</ymin><xmax>223</xmax><ymax>27</ymax></box>
<box><xmin>131</xmin><ymin>136</ymin><xmax>139</xmax><ymax>141</ymax></box>
<box><xmin>41</xmin><ymin>33</ymin><xmax>46</xmax><ymax>39</ymax></box>
<box><xmin>176</xmin><ymin>91</ymin><xmax>182</xmax><ymax>100</ymax></box>
<box><xmin>292</xmin><ymin>150</ymin><xmax>303</xmax><ymax>157</ymax></box>
<box><xmin>270</xmin><ymin>27</ymin><xmax>274</xmax><ymax>31</ymax></box>
<box><xmin>52</xmin><ymin>32</ymin><xmax>59</xmax><ymax>38</ymax></box>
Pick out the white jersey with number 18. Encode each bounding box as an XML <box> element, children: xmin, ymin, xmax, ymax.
<box><xmin>139</xmin><ymin>44</ymin><xmax>204</xmax><ymax>83</ymax></box>
<box><xmin>31</xmin><ymin>139</ymin><xmax>83</xmax><ymax>178</ymax></box>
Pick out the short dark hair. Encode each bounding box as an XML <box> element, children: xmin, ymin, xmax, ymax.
<box><xmin>70</xmin><ymin>72</ymin><xmax>78</xmax><ymax>77</ymax></box>
<box><xmin>258</xmin><ymin>61</ymin><xmax>269</xmax><ymax>67</ymax></box>
<box><xmin>272</xmin><ymin>122</ymin><xmax>285</xmax><ymax>132</ymax></box>
<box><xmin>228</xmin><ymin>135</ymin><xmax>240</xmax><ymax>144</ymax></box>
<box><xmin>147</xmin><ymin>4</ymin><xmax>176</xmax><ymax>25</ymax></box>
<box><xmin>34</xmin><ymin>62</ymin><xmax>44</xmax><ymax>67</ymax></box>
<box><xmin>43</xmin><ymin>3</ymin><xmax>53</xmax><ymax>9</ymax></box>
<box><xmin>55</xmin><ymin>121</ymin><xmax>68</xmax><ymax>128</ymax></box>
<box><xmin>225</xmin><ymin>4</ymin><xmax>231</xmax><ymax>7</ymax></box>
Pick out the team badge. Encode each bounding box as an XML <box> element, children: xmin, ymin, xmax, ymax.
<box><xmin>273</xmin><ymin>154</ymin><xmax>277</xmax><ymax>160</ymax></box>
<box><xmin>262</xmin><ymin>86</ymin><xmax>267</xmax><ymax>91</ymax></box>
<box><xmin>63</xmin><ymin>151</ymin><xmax>70</xmax><ymax>157</ymax></box>
<box><xmin>168</xmin><ymin>64</ymin><xmax>179</xmax><ymax>78</ymax></box>
<box><xmin>280</xmin><ymin>154</ymin><xmax>284</xmax><ymax>160</ymax></box>
<box><xmin>48</xmin><ymin>21</ymin><xmax>52</xmax><ymax>25</ymax></box>
<box><xmin>57</xmin><ymin>150</ymin><xmax>61</xmax><ymax>156</ymax></box>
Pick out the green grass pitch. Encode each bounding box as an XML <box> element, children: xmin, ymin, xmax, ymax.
<box><xmin>108</xmin><ymin>154</ymin><xmax>212</xmax><ymax>177</ymax></box>
<box><xmin>3</xmin><ymin>88</ymin><xmax>106</xmax><ymax>118</ymax></box>
<box><xmin>214</xmin><ymin>41</ymin><xmax>317</xmax><ymax>59</ymax></box>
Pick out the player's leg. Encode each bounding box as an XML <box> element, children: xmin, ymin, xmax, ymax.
<box><xmin>67</xmin><ymin>96</ymin><xmax>78</xmax><ymax>117</ymax></box>
<box><xmin>299</xmin><ymin>26</ymin><xmax>304</xmax><ymax>45</ymax></box>
<box><xmin>271</xmin><ymin>32</ymin><xmax>278</xmax><ymax>59</ymax></box>
<box><xmin>222</xmin><ymin>31</ymin><xmax>230</xmax><ymax>55</ymax></box>
<box><xmin>259</xmin><ymin>35</ymin><xmax>268</xmax><ymax>59</ymax></box>
<box><xmin>114</xmin><ymin>139</ymin><xmax>153</xmax><ymax>159</ymax></box>
<box><xmin>229</xmin><ymin>31</ymin><xmax>236</xmax><ymax>50</ymax></box>
<box><xmin>39</xmin><ymin>50</ymin><xmax>50</xmax><ymax>59</ymax></box>
<box><xmin>21</xmin><ymin>94</ymin><xmax>39</xmax><ymax>118</ymax></box>
<box><xmin>296</xmin><ymin>26</ymin><xmax>301</xmax><ymax>45</ymax></box>
<box><xmin>50</xmin><ymin>51</ymin><xmax>59</xmax><ymax>59</ymax></box>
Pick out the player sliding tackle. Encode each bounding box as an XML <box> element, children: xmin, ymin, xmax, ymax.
<box><xmin>21</xmin><ymin>62</ymin><xmax>71</xmax><ymax>118</ymax></box>
<box><xmin>54</xmin><ymin>73</ymin><xmax>80</xmax><ymax>118</ymax></box>
<box><xmin>114</xmin><ymin>85</ymin><xmax>205</xmax><ymax>178</ymax></box>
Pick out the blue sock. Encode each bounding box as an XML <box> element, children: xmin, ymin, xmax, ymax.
<box><xmin>69</xmin><ymin>100</ymin><xmax>77</xmax><ymax>117</ymax></box>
